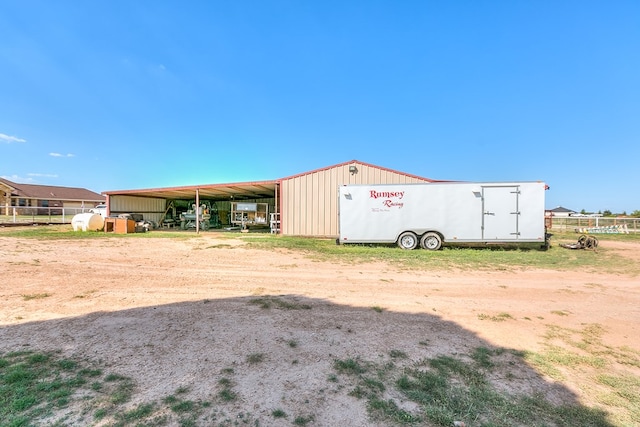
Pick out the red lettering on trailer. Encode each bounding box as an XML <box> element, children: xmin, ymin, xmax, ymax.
<box><xmin>369</xmin><ymin>190</ymin><xmax>404</xmax><ymax>199</ymax></box>
<box><xmin>383</xmin><ymin>200</ymin><xmax>404</xmax><ymax>208</ymax></box>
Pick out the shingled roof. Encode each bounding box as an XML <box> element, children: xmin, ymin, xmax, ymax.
<box><xmin>0</xmin><ymin>178</ymin><xmax>104</xmax><ymax>202</ymax></box>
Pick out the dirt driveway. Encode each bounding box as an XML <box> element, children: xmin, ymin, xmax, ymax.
<box><xmin>1</xmin><ymin>232</ymin><xmax>638</xmax><ymax>426</ymax></box>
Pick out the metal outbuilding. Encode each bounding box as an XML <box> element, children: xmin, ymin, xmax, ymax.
<box><xmin>102</xmin><ymin>160</ymin><xmax>434</xmax><ymax>237</ymax></box>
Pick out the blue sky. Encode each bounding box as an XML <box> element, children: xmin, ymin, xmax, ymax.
<box><xmin>1</xmin><ymin>1</ymin><xmax>638</xmax><ymax>213</ymax></box>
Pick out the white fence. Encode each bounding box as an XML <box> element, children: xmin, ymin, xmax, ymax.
<box><xmin>2</xmin><ymin>207</ymin><xmax>639</xmax><ymax>234</ymax></box>
<box><xmin>0</xmin><ymin>206</ymin><xmax>97</xmax><ymax>225</ymax></box>
<box><xmin>549</xmin><ymin>217</ymin><xmax>639</xmax><ymax>234</ymax></box>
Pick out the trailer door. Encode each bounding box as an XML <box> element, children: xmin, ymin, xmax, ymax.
<box><xmin>482</xmin><ymin>186</ymin><xmax>520</xmax><ymax>240</ymax></box>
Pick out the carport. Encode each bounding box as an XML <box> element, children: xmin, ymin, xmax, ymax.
<box><xmin>102</xmin><ymin>180</ymin><xmax>279</xmax><ymax>233</ymax></box>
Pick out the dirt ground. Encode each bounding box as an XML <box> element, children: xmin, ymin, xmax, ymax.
<box><xmin>1</xmin><ymin>230</ymin><xmax>639</xmax><ymax>426</ymax></box>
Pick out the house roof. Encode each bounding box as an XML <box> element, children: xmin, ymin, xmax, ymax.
<box><xmin>0</xmin><ymin>178</ymin><xmax>105</xmax><ymax>202</ymax></box>
<box><xmin>549</xmin><ymin>206</ymin><xmax>575</xmax><ymax>213</ymax></box>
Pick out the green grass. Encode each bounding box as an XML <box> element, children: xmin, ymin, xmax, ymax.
<box><xmin>272</xmin><ymin>408</ymin><xmax>287</xmax><ymax>418</ymax></box>
<box><xmin>240</xmin><ymin>231</ymin><xmax>640</xmax><ymax>274</ymax></box>
<box><xmin>246</xmin><ymin>352</ymin><xmax>265</xmax><ymax>365</ymax></box>
<box><xmin>2</xmin><ymin>226</ymin><xmax>638</xmax><ymax>274</ymax></box>
<box><xmin>248</xmin><ymin>295</ymin><xmax>312</xmax><ymax>310</ymax></box>
<box><xmin>334</xmin><ymin>347</ymin><xmax>616</xmax><ymax>427</ymax></box>
<box><xmin>0</xmin><ymin>351</ymin><xmax>228</xmax><ymax>426</ymax></box>
<box><xmin>3</xmin><ymin>335</ymin><xmax>638</xmax><ymax>427</ymax></box>
<box><xmin>0</xmin><ymin>224</ymin><xmax>194</xmax><ymax>240</ymax></box>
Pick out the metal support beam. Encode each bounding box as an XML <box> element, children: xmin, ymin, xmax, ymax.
<box><xmin>195</xmin><ymin>188</ymin><xmax>200</xmax><ymax>233</ymax></box>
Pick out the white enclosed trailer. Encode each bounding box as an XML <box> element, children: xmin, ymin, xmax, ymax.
<box><xmin>338</xmin><ymin>182</ymin><xmax>548</xmax><ymax>250</ymax></box>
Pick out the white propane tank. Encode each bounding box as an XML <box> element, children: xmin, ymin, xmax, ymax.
<box><xmin>71</xmin><ymin>213</ymin><xmax>105</xmax><ymax>231</ymax></box>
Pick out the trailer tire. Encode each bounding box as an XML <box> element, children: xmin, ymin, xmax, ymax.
<box><xmin>397</xmin><ymin>232</ymin><xmax>419</xmax><ymax>250</ymax></box>
<box><xmin>420</xmin><ymin>232</ymin><xmax>442</xmax><ymax>251</ymax></box>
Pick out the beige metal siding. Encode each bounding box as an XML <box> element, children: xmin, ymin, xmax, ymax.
<box><xmin>280</xmin><ymin>162</ymin><xmax>429</xmax><ymax>237</ymax></box>
<box><xmin>109</xmin><ymin>196</ymin><xmax>167</xmax><ymax>224</ymax></box>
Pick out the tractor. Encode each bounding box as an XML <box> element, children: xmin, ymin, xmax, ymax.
<box><xmin>179</xmin><ymin>201</ymin><xmax>219</xmax><ymax>230</ymax></box>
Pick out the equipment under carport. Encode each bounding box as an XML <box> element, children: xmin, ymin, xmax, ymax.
<box><xmin>230</xmin><ymin>202</ymin><xmax>269</xmax><ymax>230</ymax></box>
<box><xmin>180</xmin><ymin>201</ymin><xmax>218</xmax><ymax>230</ymax></box>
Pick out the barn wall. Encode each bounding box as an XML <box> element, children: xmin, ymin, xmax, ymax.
<box><xmin>280</xmin><ymin>162</ymin><xmax>430</xmax><ymax>237</ymax></box>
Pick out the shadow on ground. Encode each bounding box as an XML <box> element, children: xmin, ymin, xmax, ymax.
<box><xmin>0</xmin><ymin>294</ymin><xmax>614</xmax><ymax>426</ymax></box>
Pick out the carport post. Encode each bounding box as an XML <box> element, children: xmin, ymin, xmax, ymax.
<box><xmin>195</xmin><ymin>188</ymin><xmax>200</xmax><ymax>233</ymax></box>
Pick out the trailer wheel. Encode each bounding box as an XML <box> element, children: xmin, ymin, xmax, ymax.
<box><xmin>397</xmin><ymin>232</ymin><xmax>419</xmax><ymax>250</ymax></box>
<box><xmin>420</xmin><ymin>232</ymin><xmax>442</xmax><ymax>251</ymax></box>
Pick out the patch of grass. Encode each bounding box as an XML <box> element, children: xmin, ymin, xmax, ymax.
<box><xmin>218</xmin><ymin>377</ymin><xmax>232</xmax><ymax>387</ymax></box>
<box><xmin>524</xmin><ymin>324</ymin><xmax>640</xmax><ymax>425</ymax></box>
<box><xmin>477</xmin><ymin>312</ymin><xmax>514</xmax><ymax>322</ymax></box>
<box><xmin>471</xmin><ymin>347</ymin><xmax>495</xmax><ymax>369</ymax></box>
<box><xmin>239</xmin><ymin>231</ymin><xmax>640</xmax><ymax>274</ymax></box>
<box><xmin>0</xmin><ymin>350</ymin><xmax>257</xmax><ymax>425</ymax></box>
<box><xmin>218</xmin><ymin>388</ymin><xmax>237</xmax><ymax>402</ymax></box>
<box><xmin>371</xmin><ymin>306</ymin><xmax>384</xmax><ymax>313</ymax></box>
<box><xmin>287</xmin><ymin>339</ymin><xmax>298</xmax><ymax>348</ymax></box>
<box><xmin>171</xmin><ymin>400</ymin><xmax>195</xmax><ymax>413</ymax></box>
<box><xmin>389</xmin><ymin>349</ymin><xmax>408</xmax><ymax>359</ymax></box>
<box><xmin>248</xmin><ymin>295</ymin><xmax>312</xmax><ymax>310</ymax></box>
<box><xmin>246</xmin><ymin>352</ymin><xmax>265</xmax><ymax>365</ymax></box>
<box><xmin>272</xmin><ymin>408</ymin><xmax>287</xmax><ymax>418</ymax></box>
<box><xmin>334</xmin><ymin>358</ymin><xmax>368</xmax><ymax>375</ymax></box>
<box><xmin>117</xmin><ymin>403</ymin><xmax>155</xmax><ymax>423</ymax></box>
<box><xmin>330</xmin><ymin>341</ymin><xmax>621</xmax><ymax>427</ymax></box>
<box><xmin>0</xmin><ymin>351</ymin><xmax>139</xmax><ymax>426</ymax></box>
<box><xmin>367</xmin><ymin>396</ymin><xmax>421</xmax><ymax>424</ymax></box>
<box><xmin>21</xmin><ymin>293</ymin><xmax>51</xmax><ymax>301</ymax></box>
<box><xmin>293</xmin><ymin>414</ymin><xmax>314</xmax><ymax>425</ymax></box>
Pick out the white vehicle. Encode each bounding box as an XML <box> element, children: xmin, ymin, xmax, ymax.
<box><xmin>90</xmin><ymin>204</ymin><xmax>108</xmax><ymax>218</ymax></box>
<box><xmin>338</xmin><ymin>182</ymin><xmax>548</xmax><ymax>250</ymax></box>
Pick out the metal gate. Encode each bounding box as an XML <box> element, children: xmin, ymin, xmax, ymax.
<box><xmin>482</xmin><ymin>186</ymin><xmax>520</xmax><ymax>240</ymax></box>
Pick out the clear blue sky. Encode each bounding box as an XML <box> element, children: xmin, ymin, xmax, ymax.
<box><xmin>1</xmin><ymin>1</ymin><xmax>638</xmax><ymax>213</ymax></box>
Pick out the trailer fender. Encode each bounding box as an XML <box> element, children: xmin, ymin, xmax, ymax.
<box><xmin>420</xmin><ymin>232</ymin><xmax>443</xmax><ymax>251</ymax></box>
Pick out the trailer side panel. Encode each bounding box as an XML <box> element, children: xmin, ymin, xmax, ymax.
<box><xmin>338</xmin><ymin>182</ymin><xmax>546</xmax><ymax>246</ymax></box>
